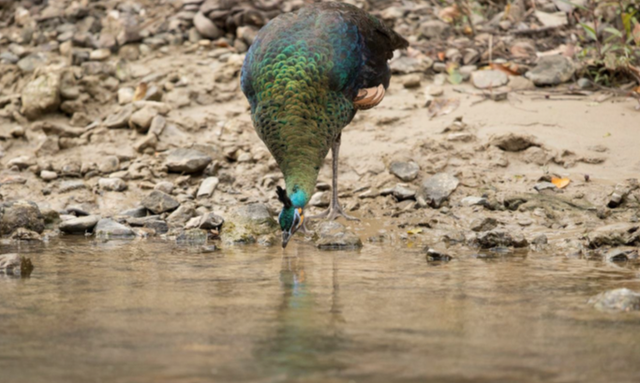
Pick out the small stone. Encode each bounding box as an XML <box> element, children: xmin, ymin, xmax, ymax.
<box><xmin>419</xmin><ymin>20</ymin><xmax>451</xmax><ymax>39</ymax></box>
<box><xmin>589</xmin><ymin>289</ymin><xmax>640</xmax><ymax>312</ymax></box>
<box><xmin>309</xmin><ymin>191</ymin><xmax>330</xmax><ymax>207</ymax></box>
<box><xmin>534</xmin><ymin>182</ymin><xmax>558</xmax><ymax>192</ymax></box>
<box><xmin>426</xmin><ymin>85</ymin><xmax>444</xmax><ymax>96</ymax></box>
<box><xmin>176</xmin><ymin>229</ymin><xmax>209</xmax><ymax>246</ymax></box>
<box><xmin>382</xmin><ymin>184</ymin><xmax>416</xmax><ymax>201</ymax></box>
<box><xmin>508</xmin><ymin>76</ymin><xmax>536</xmax><ymax>91</ymax></box>
<box><xmin>167</xmin><ymin>204</ymin><xmax>196</xmax><ymax>225</ymax></box>
<box><xmin>142</xmin><ymin>190</ymin><xmax>180</xmax><ymax>214</ymax></box>
<box><xmin>403</xmin><ymin>74</ymin><xmax>421</xmax><ymax>89</ymax></box>
<box><xmin>117</xmin><ymin>87</ymin><xmax>134</xmax><ymax>104</ymax></box>
<box><xmin>0</xmin><ymin>253</ymin><xmax>34</xmax><ymax>276</ymax></box>
<box><xmin>95</xmin><ymin>218</ymin><xmax>135</xmax><ymax>239</ymax></box>
<box><xmin>0</xmin><ymin>200</ymin><xmax>45</xmax><ymax>235</ymax></box>
<box><xmin>577</xmin><ymin>78</ymin><xmax>592</xmax><ymax>89</ymax></box>
<box><xmin>605</xmin><ymin>248</ymin><xmax>638</xmax><ymax>262</ymax></box>
<box><xmin>447</xmin><ymin>132</ymin><xmax>475</xmax><ymax>142</ymax></box>
<box><xmin>470</xmin><ymin>217</ymin><xmax>498</xmax><ymax>232</ymax></box>
<box><xmin>104</xmin><ymin>104</ymin><xmax>134</xmax><ymax>129</ymax></box>
<box><xmin>21</xmin><ymin>69</ymin><xmax>61</xmax><ymax>120</ymax></box>
<box><xmin>418</xmin><ymin>173</ymin><xmax>459</xmax><ymax>208</ymax></box>
<box><xmin>471</xmin><ymin>70</ymin><xmax>508</xmax><ymax>89</ymax></box>
<box><xmin>40</xmin><ymin>170</ymin><xmax>58</xmax><ymax>181</ymax></box>
<box><xmin>197</xmin><ymin>177</ymin><xmax>219</xmax><ymax>198</ymax></box>
<box><xmin>490</xmin><ymin>133</ymin><xmax>540</xmax><ymax>152</ymax></box>
<box><xmin>424</xmin><ymin>248</ymin><xmax>452</xmax><ymax>262</ymax></box>
<box><xmin>476</xmin><ymin>228</ymin><xmax>528</xmax><ymax>248</ymax></box>
<box><xmin>525</xmin><ymin>55</ymin><xmax>575</xmax><ymax>86</ymax></box>
<box><xmin>119</xmin><ymin>207</ymin><xmax>148</xmax><ymax>218</ymax></box>
<box><xmin>461</xmin><ymin>196</ymin><xmax>488</xmax><ymax>207</ymax></box>
<box><xmin>90</xmin><ymin>48</ymin><xmax>111</xmax><ymax>61</ymax></box>
<box><xmin>186</xmin><ymin>213</ymin><xmax>224</xmax><ymax>230</ymax></box>
<box><xmin>220</xmin><ymin>204</ymin><xmax>278</xmax><ymax>246</ymax></box>
<box><xmin>10</xmin><ymin>228</ymin><xmax>42</xmax><ymax>241</ymax></box>
<box><xmin>587</xmin><ymin>223</ymin><xmax>640</xmax><ymax>248</ymax></box>
<box><xmin>194</xmin><ymin>12</ymin><xmax>222</xmax><ymax>39</ymax></box>
<box><xmin>98</xmin><ymin>155</ymin><xmax>120</xmax><ymax>174</ymax></box>
<box><xmin>531</xmin><ymin>234</ymin><xmax>548</xmax><ymax>245</ymax></box>
<box><xmin>35</xmin><ymin>135</ymin><xmax>60</xmax><ymax>157</ymax></box>
<box><xmin>129</xmin><ymin>105</ymin><xmax>158</xmax><ymax>133</ymax></box>
<box><xmin>314</xmin><ymin>221</ymin><xmax>362</xmax><ymax>249</ymax></box>
<box><xmin>154</xmin><ymin>181</ymin><xmax>175</xmax><ymax>195</ymax></box>
<box><xmin>59</xmin><ymin>180</ymin><xmax>86</xmax><ymax>193</ymax></box>
<box><xmin>99</xmin><ymin>177</ymin><xmax>127</xmax><ymax>192</ymax></box>
<box><xmin>165</xmin><ymin>148</ymin><xmax>212</xmax><ymax>174</ymax></box>
<box><xmin>389</xmin><ymin>161</ymin><xmax>419</xmax><ymax>182</ymax></box>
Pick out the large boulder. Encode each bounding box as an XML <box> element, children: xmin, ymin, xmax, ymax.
<box><xmin>0</xmin><ymin>201</ymin><xmax>45</xmax><ymax>235</ymax></box>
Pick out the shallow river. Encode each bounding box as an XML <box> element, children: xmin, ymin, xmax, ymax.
<box><xmin>2</xmin><ymin>238</ymin><xmax>640</xmax><ymax>383</ymax></box>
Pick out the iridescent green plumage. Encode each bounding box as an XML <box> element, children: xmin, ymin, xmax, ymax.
<box><xmin>241</xmin><ymin>3</ymin><xmax>407</xmax><ymax>242</ymax></box>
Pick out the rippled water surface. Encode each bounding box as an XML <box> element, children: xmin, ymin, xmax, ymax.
<box><xmin>2</xmin><ymin>238</ymin><xmax>640</xmax><ymax>383</ymax></box>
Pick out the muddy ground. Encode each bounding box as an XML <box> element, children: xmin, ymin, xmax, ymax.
<box><xmin>0</xmin><ymin>0</ymin><xmax>639</xmax><ymax>264</ymax></box>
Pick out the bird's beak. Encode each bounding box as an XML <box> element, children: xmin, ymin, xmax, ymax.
<box><xmin>282</xmin><ymin>231</ymin><xmax>292</xmax><ymax>249</ymax></box>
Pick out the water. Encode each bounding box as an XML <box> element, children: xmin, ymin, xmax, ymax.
<box><xmin>1</xmin><ymin>238</ymin><xmax>640</xmax><ymax>383</ymax></box>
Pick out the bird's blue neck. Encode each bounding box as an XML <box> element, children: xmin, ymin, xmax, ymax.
<box><xmin>289</xmin><ymin>189</ymin><xmax>308</xmax><ymax>208</ymax></box>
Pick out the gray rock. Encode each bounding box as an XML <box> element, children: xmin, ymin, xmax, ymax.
<box><xmin>314</xmin><ymin>221</ymin><xmax>363</xmax><ymax>249</ymax></box>
<box><xmin>309</xmin><ymin>191</ymin><xmax>330</xmax><ymax>207</ymax></box>
<box><xmin>418</xmin><ymin>173</ymin><xmax>459</xmax><ymax>208</ymax></box>
<box><xmin>167</xmin><ymin>204</ymin><xmax>196</xmax><ymax>225</ymax></box>
<box><xmin>104</xmin><ymin>105</ymin><xmax>134</xmax><ymax>129</ymax></box>
<box><xmin>424</xmin><ymin>248</ymin><xmax>453</xmax><ymax>262</ymax></box>
<box><xmin>476</xmin><ymin>229</ymin><xmax>528</xmax><ymax>248</ymax></box>
<box><xmin>389</xmin><ymin>161</ymin><xmax>419</xmax><ymax>182</ymax></box>
<box><xmin>185</xmin><ymin>213</ymin><xmax>224</xmax><ymax>230</ymax></box>
<box><xmin>589</xmin><ymin>289</ymin><xmax>640</xmax><ymax>312</ymax></box>
<box><xmin>176</xmin><ymin>228</ymin><xmax>208</xmax><ymax>246</ymax></box>
<box><xmin>17</xmin><ymin>53</ymin><xmax>47</xmax><ymax>73</ymax></box>
<box><xmin>525</xmin><ymin>55</ymin><xmax>575</xmax><ymax>86</ymax></box>
<box><xmin>144</xmin><ymin>219</ymin><xmax>169</xmax><ymax>234</ymax></box>
<box><xmin>605</xmin><ymin>248</ymin><xmax>638</xmax><ymax>262</ymax></box>
<box><xmin>490</xmin><ymin>133</ymin><xmax>540</xmax><ymax>152</ymax></box>
<box><xmin>95</xmin><ymin>218</ymin><xmax>135</xmax><ymax>239</ymax></box>
<box><xmin>99</xmin><ymin>177</ymin><xmax>127</xmax><ymax>192</ymax></box>
<box><xmin>35</xmin><ymin>135</ymin><xmax>60</xmax><ymax>157</ymax></box>
<box><xmin>98</xmin><ymin>155</ymin><xmax>120</xmax><ymax>174</ymax></box>
<box><xmin>196</xmin><ymin>177</ymin><xmax>219</xmax><ymax>198</ymax></box>
<box><xmin>142</xmin><ymin>190</ymin><xmax>180</xmax><ymax>214</ymax></box>
<box><xmin>220</xmin><ymin>204</ymin><xmax>278</xmax><ymax>246</ymax></box>
<box><xmin>461</xmin><ymin>196</ymin><xmax>488</xmax><ymax>207</ymax></box>
<box><xmin>118</xmin><ymin>87</ymin><xmax>134</xmax><ymax>105</ymax></box>
<box><xmin>0</xmin><ymin>253</ymin><xmax>34</xmax><ymax>276</ymax></box>
<box><xmin>21</xmin><ymin>69</ymin><xmax>61</xmax><ymax>120</ymax></box>
<box><xmin>470</xmin><ymin>217</ymin><xmax>498</xmax><ymax>232</ymax></box>
<box><xmin>403</xmin><ymin>74</ymin><xmax>421</xmax><ymax>89</ymax></box>
<box><xmin>165</xmin><ymin>148</ymin><xmax>212</xmax><ymax>173</ymax></box>
<box><xmin>194</xmin><ymin>11</ymin><xmax>222</xmax><ymax>39</ymax></box>
<box><xmin>471</xmin><ymin>70</ymin><xmax>508</xmax><ymax>89</ymax></box>
<box><xmin>531</xmin><ymin>234</ymin><xmax>548</xmax><ymax>245</ymax></box>
<box><xmin>0</xmin><ymin>51</ymin><xmax>19</xmax><ymax>64</ymax></box>
<box><xmin>587</xmin><ymin>223</ymin><xmax>640</xmax><ymax>248</ymax></box>
<box><xmin>59</xmin><ymin>180</ymin><xmax>86</xmax><ymax>193</ymax></box>
<box><xmin>89</xmin><ymin>48</ymin><xmax>110</xmax><ymax>61</ymax></box>
<box><xmin>129</xmin><ymin>105</ymin><xmax>157</xmax><ymax>133</ymax></box>
<box><xmin>381</xmin><ymin>184</ymin><xmax>416</xmax><ymax>201</ymax></box>
<box><xmin>0</xmin><ymin>201</ymin><xmax>45</xmax><ymax>235</ymax></box>
<box><xmin>390</xmin><ymin>56</ymin><xmax>433</xmax><ymax>74</ymax></box>
<box><xmin>154</xmin><ymin>181</ymin><xmax>175</xmax><ymax>195</ymax></box>
<box><xmin>534</xmin><ymin>182</ymin><xmax>557</xmax><ymax>192</ymax></box>
<box><xmin>119</xmin><ymin>207</ymin><xmax>147</xmax><ymax>218</ymax></box>
<box><xmin>10</xmin><ymin>228</ymin><xmax>42</xmax><ymax>241</ymax></box>
<box><xmin>419</xmin><ymin>20</ymin><xmax>451</xmax><ymax>39</ymax></box>
<box><xmin>59</xmin><ymin>215</ymin><xmax>100</xmax><ymax>234</ymax></box>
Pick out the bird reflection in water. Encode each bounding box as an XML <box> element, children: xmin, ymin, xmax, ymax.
<box><xmin>255</xmin><ymin>248</ymin><xmax>346</xmax><ymax>378</ymax></box>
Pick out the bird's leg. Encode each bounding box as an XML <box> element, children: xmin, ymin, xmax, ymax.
<box><xmin>310</xmin><ymin>134</ymin><xmax>359</xmax><ymax>221</ymax></box>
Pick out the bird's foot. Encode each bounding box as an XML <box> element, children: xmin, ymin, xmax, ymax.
<box><xmin>309</xmin><ymin>203</ymin><xmax>359</xmax><ymax>221</ymax></box>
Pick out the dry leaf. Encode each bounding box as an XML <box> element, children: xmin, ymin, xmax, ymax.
<box><xmin>438</xmin><ymin>5</ymin><xmax>461</xmax><ymax>24</ymax></box>
<box><xmin>551</xmin><ymin>177</ymin><xmax>570</xmax><ymax>189</ymax></box>
<box><xmin>633</xmin><ymin>24</ymin><xmax>640</xmax><ymax>46</ymax></box>
<box><xmin>428</xmin><ymin>98</ymin><xmax>460</xmax><ymax>119</ymax></box>
<box><xmin>489</xmin><ymin>62</ymin><xmax>521</xmax><ymax>76</ymax></box>
<box><xmin>132</xmin><ymin>82</ymin><xmax>148</xmax><ymax>102</ymax></box>
<box><xmin>437</xmin><ymin>51</ymin><xmax>446</xmax><ymax>61</ymax></box>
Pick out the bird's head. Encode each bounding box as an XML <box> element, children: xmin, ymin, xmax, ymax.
<box><xmin>276</xmin><ymin>186</ymin><xmax>304</xmax><ymax>248</ymax></box>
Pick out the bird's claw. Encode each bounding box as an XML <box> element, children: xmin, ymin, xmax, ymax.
<box><xmin>309</xmin><ymin>203</ymin><xmax>359</xmax><ymax>221</ymax></box>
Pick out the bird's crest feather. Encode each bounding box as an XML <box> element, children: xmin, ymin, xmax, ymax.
<box><xmin>276</xmin><ymin>186</ymin><xmax>292</xmax><ymax>208</ymax></box>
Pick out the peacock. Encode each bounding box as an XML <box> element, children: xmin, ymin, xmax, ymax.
<box><xmin>241</xmin><ymin>2</ymin><xmax>408</xmax><ymax>248</ymax></box>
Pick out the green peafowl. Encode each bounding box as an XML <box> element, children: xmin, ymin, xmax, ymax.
<box><xmin>241</xmin><ymin>2</ymin><xmax>408</xmax><ymax>248</ymax></box>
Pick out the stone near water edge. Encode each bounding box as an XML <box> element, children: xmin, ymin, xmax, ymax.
<box><xmin>470</xmin><ymin>217</ymin><xmax>498</xmax><ymax>232</ymax></box>
<box><xmin>471</xmin><ymin>70</ymin><xmax>508</xmax><ymax>89</ymax></box>
<box><xmin>220</xmin><ymin>204</ymin><xmax>278</xmax><ymax>246</ymax></box>
<box><xmin>0</xmin><ymin>200</ymin><xmax>45</xmax><ymax>235</ymax></box>
<box><xmin>21</xmin><ymin>69</ymin><xmax>61</xmax><ymax>120</ymax></box>
<box><xmin>142</xmin><ymin>190</ymin><xmax>180</xmax><ymax>214</ymax></box>
<box><xmin>11</xmin><ymin>228</ymin><xmax>42</xmax><ymax>241</ymax></box>
<box><xmin>476</xmin><ymin>228</ymin><xmax>528</xmax><ymax>248</ymax></box>
<box><xmin>185</xmin><ymin>212</ymin><xmax>224</xmax><ymax>230</ymax></box>
<box><xmin>418</xmin><ymin>173</ymin><xmax>459</xmax><ymax>208</ymax></box>
<box><xmin>314</xmin><ymin>221</ymin><xmax>363</xmax><ymax>249</ymax></box>
<box><xmin>95</xmin><ymin>219</ymin><xmax>135</xmax><ymax>239</ymax></box>
<box><xmin>587</xmin><ymin>223</ymin><xmax>640</xmax><ymax>248</ymax></box>
<box><xmin>604</xmin><ymin>248</ymin><xmax>638</xmax><ymax>263</ymax></box>
<box><xmin>167</xmin><ymin>204</ymin><xmax>196</xmax><ymax>225</ymax></box>
<box><xmin>381</xmin><ymin>184</ymin><xmax>416</xmax><ymax>201</ymax></box>
<box><xmin>176</xmin><ymin>228</ymin><xmax>209</xmax><ymax>246</ymax></box>
<box><xmin>119</xmin><ymin>207</ymin><xmax>148</xmax><ymax>218</ymax></box>
<box><xmin>589</xmin><ymin>288</ymin><xmax>640</xmax><ymax>312</ymax></box>
<box><xmin>99</xmin><ymin>177</ymin><xmax>127</xmax><ymax>192</ymax></box>
<box><xmin>197</xmin><ymin>177</ymin><xmax>219</xmax><ymax>198</ymax></box>
<box><xmin>165</xmin><ymin>148</ymin><xmax>212</xmax><ymax>174</ymax></box>
<box><xmin>0</xmin><ymin>253</ymin><xmax>34</xmax><ymax>276</ymax></box>
<box><xmin>424</xmin><ymin>248</ymin><xmax>453</xmax><ymax>262</ymax></box>
<box><xmin>525</xmin><ymin>55</ymin><xmax>575</xmax><ymax>86</ymax></box>
<box><xmin>389</xmin><ymin>161</ymin><xmax>419</xmax><ymax>182</ymax></box>
<box><xmin>59</xmin><ymin>215</ymin><xmax>101</xmax><ymax>234</ymax></box>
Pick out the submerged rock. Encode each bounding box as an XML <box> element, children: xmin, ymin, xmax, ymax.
<box><xmin>0</xmin><ymin>201</ymin><xmax>45</xmax><ymax>235</ymax></box>
<box><xmin>424</xmin><ymin>248</ymin><xmax>452</xmax><ymax>262</ymax></box>
<box><xmin>476</xmin><ymin>228</ymin><xmax>528</xmax><ymax>248</ymax></box>
<box><xmin>313</xmin><ymin>221</ymin><xmax>362</xmax><ymax>249</ymax></box>
<box><xmin>418</xmin><ymin>173</ymin><xmax>459</xmax><ymax>208</ymax></box>
<box><xmin>589</xmin><ymin>288</ymin><xmax>640</xmax><ymax>312</ymax></box>
<box><xmin>176</xmin><ymin>228</ymin><xmax>208</xmax><ymax>246</ymax></box>
<box><xmin>220</xmin><ymin>204</ymin><xmax>277</xmax><ymax>246</ymax></box>
<box><xmin>0</xmin><ymin>253</ymin><xmax>34</xmax><ymax>276</ymax></box>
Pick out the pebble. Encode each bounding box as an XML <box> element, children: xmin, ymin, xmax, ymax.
<box><xmin>419</xmin><ymin>20</ymin><xmax>451</xmax><ymax>39</ymax></box>
<box><xmin>59</xmin><ymin>180</ymin><xmax>86</xmax><ymax>193</ymax></box>
<box><xmin>418</xmin><ymin>173</ymin><xmax>460</xmax><ymax>208</ymax></box>
<box><xmin>167</xmin><ymin>205</ymin><xmax>196</xmax><ymax>225</ymax></box>
<box><xmin>154</xmin><ymin>181</ymin><xmax>175</xmax><ymax>195</ymax></box>
<box><xmin>389</xmin><ymin>161</ymin><xmax>419</xmax><ymax>182</ymax></box>
<box><xmin>99</xmin><ymin>177</ymin><xmax>127</xmax><ymax>192</ymax></box>
<box><xmin>142</xmin><ymin>190</ymin><xmax>180</xmax><ymax>214</ymax></box>
<box><xmin>604</xmin><ymin>248</ymin><xmax>638</xmax><ymax>262</ymax></box>
<box><xmin>40</xmin><ymin>170</ymin><xmax>58</xmax><ymax>181</ymax></box>
<box><xmin>534</xmin><ymin>182</ymin><xmax>557</xmax><ymax>192</ymax></box>
<box><xmin>59</xmin><ymin>215</ymin><xmax>101</xmax><ymax>234</ymax></box>
<box><xmin>309</xmin><ymin>191</ymin><xmax>330</xmax><ymax>207</ymax></box>
<box><xmin>461</xmin><ymin>196</ymin><xmax>488</xmax><ymax>207</ymax></box>
<box><xmin>98</xmin><ymin>155</ymin><xmax>120</xmax><ymax>174</ymax></box>
<box><xmin>95</xmin><ymin>219</ymin><xmax>135</xmax><ymax>239</ymax></box>
<box><xmin>104</xmin><ymin>105</ymin><xmax>134</xmax><ymax>129</ymax></box>
<box><xmin>194</xmin><ymin>11</ymin><xmax>222</xmax><ymax>39</ymax></box>
<box><xmin>117</xmin><ymin>87</ymin><xmax>135</xmax><ymax>104</ymax></box>
<box><xmin>381</xmin><ymin>184</ymin><xmax>416</xmax><ymax>201</ymax></box>
<box><xmin>525</xmin><ymin>55</ymin><xmax>575</xmax><ymax>86</ymax></box>
<box><xmin>20</xmin><ymin>69</ymin><xmax>61</xmax><ymax>120</ymax></box>
<box><xmin>90</xmin><ymin>48</ymin><xmax>111</xmax><ymax>61</ymax></box>
<box><xmin>490</xmin><ymin>133</ymin><xmax>539</xmax><ymax>152</ymax></box>
<box><xmin>165</xmin><ymin>148</ymin><xmax>212</xmax><ymax>174</ymax></box>
<box><xmin>476</xmin><ymin>228</ymin><xmax>528</xmax><ymax>248</ymax></box>
<box><xmin>197</xmin><ymin>177</ymin><xmax>219</xmax><ymax>198</ymax></box>
<box><xmin>471</xmin><ymin>70</ymin><xmax>508</xmax><ymax>89</ymax></box>
<box><xmin>403</xmin><ymin>74</ymin><xmax>421</xmax><ymax>88</ymax></box>
<box><xmin>119</xmin><ymin>207</ymin><xmax>148</xmax><ymax>218</ymax></box>
<box><xmin>470</xmin><ymin>217</ymin><xmax>498</xmax><ymax>232</ymax></box>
